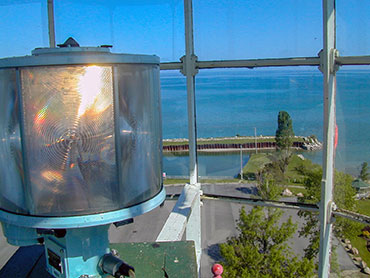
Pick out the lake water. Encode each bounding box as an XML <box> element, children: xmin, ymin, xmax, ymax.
<box><xmin>161</xmin><ymin>68</ymin><xmax>370</xmax><ymax>177</ymax></box>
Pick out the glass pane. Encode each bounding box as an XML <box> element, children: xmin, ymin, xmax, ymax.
<box><xmin>336</xmin><ymin>67</ymin><xmax>370</xmax><ymax>176</ymax></box>
<box><xmin>54</xmin><ymin>0</ymin><xmax>185</xmax><ymax>62</ymax></box>
<box><xmin>161</xmin><ymin>70</ymin><xmax>190</xmax><ymax>183</ymax></box>
<box><xmin>335</xmin><ymin>66</ymin><xmax>370</xmax><ymax>228</ymax></box>
<box><xmin>194</xmin><ymin>0</ymin><xmax>322</xmax><ymax>60</ymax></box>
<box><xmin>0</xmin><ymin>1</ymin><xmax>48</xmax><ymax>58</ymax></box>
<box><xmin>195</xmin><ymin>68</ymin><xmax>323</xmax><ymax>182</ymax></box>
<box><xmin>337</xmin><ymin>0</ymin><xmax>370</xmax><ymax>56</ymax></box>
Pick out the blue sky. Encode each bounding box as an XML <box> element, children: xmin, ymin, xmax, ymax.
<box><xmin>0</xmin><ymin>0</ymin><xmax>369</xmax><ymax>61</ymax></box>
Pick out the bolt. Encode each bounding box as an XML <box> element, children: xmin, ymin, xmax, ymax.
<box><xmin>111</xmin><ymin>248</ymin><xmax>120</xmax><ymax>257</ymax></box>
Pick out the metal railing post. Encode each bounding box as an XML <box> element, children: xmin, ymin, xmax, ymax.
<box><xmin>47</xmin><ymin>0</ymin><xmax>56</xmax><ymax>48</ymax></box>
<box><xmin>318</xmin><ymin>0</ymin><xmax>337</xmax><ymax>277</ymax></box>
<box><xmin>182</xmin><ymin>0</ymin><xmax>198</xmax><ymax>185</ymax></box>
<box><xmin>182</xmin><ymin>0</ymin><xmax>201</xmax><ymax>271</ymax></box>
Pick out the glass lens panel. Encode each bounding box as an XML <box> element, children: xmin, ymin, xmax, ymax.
<box><xmin>116</xmin><ymin>64</ymin><xmax>162</xmax><ymax>207</ymax></box>
<box><xmin>0</xmin><ymin>69</ymin><xmax>27</xmax><ymax>214</ymax></box>
<box><xmin>21</xmin><ymin>66</ymin><xmax>117</xmax><ymax>216</ymax></box>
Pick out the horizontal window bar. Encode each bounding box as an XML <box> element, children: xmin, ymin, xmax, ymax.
<box><xmin>333</xmin><ymin>208</ymin><xmax>370</xmax><ymax>226</ymax></box>
<box><xmin>337</xmin><ymin>55</ymin><xmax>370</xmax><ymax>66</ymax></box>
<box><xmin>160</xmin><ymin>55</ymin><xmax>370</xmax><ymax>70</ymax></box>
<box><xmin>201</xmin><ymin>193</ymin><xmax>319</xmax><ymax>212</ymax></box>
<box><xmin>160</xmin><ymin>57</ymin><xmax>320</xmax><ymax>70</ymax></box>
<box><xmin>196</xmin><ymin>57</ymin><xmax>320</xmax><ymax>69</ymax></box>
<box><xmin>194</xmin><ymin>194</ymin><xmax>370</xmax><ymax>226</ymax></box>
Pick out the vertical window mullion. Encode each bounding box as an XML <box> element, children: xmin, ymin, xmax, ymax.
<box><xmin>318</xmin><ymin>0</ymin><xmax>337</xmax><ymax>277</ymax></box>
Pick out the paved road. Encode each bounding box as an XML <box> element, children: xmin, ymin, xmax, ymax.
<box><xmin>0</xmin><ymin>183</ymin><xmax>358</xmax><ymax>277</ymax></box>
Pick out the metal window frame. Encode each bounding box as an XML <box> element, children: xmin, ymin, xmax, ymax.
<box><xmin>44</xmin><ymin>0</ymin><xmax>370</xmax><ymax>277</ymax></box>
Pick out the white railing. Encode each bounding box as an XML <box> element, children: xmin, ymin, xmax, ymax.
<box><xmin>157</xmin><ymin>184</ymin><xmax>202</xmax><ymax>270</ymax></box>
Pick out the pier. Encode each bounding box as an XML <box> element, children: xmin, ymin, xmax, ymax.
<box><xmin>163</xmin><ymin>135</ymin><xmax>322</xmax><ymax>153</ymax></box>
<box><xmin>164</xmin><ymin>141</ymin><xmax>304</xmax><ymax>153</ymax></box>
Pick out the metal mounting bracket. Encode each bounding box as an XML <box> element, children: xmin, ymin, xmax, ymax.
<box><xmin>330</xmin><ymin>49</ymin><xmax>340</xmax><ymax>74</ymax></box>
<box><xmin>318</xmin><ymin>48</ymin><xmax>340</xmax><ymax>74</ymax></box>
<box><xmin>180</xmin><ymin>54</ymin><xmax>198</xmax><ymax>76</ymax></box>
<box><xmin>327</xmin><ymin>201</ymin><xmax>337</xmax><ymax>224</ymax></box>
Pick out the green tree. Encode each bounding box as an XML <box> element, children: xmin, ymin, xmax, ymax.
<box><xmin>275</xmin><ymin>111</ymin><xmax>295</xmax><ymax>151</ymax></box>
<box><xmin>275</xmin><ymin>111</ymin><xmax>295</xmax><ymax>174</ymax></box>
<box><xmin>255</xmin><ymin>170</ymin><xmax>281</xmax><ymax>200</ymax></box>
<box><xmin>360</xmin><ymin>162</ymin><xmax>369</xmax><ymax>181</ymax></box>
<box><xmin>297</xmin><ymin>168</ymin><xmax>357</xmax><ymax>260</ymax></box>
<box><xmin>219</xmin><ymin>206</ymin><xmax>315</xmax><ymax>278</ymax></box>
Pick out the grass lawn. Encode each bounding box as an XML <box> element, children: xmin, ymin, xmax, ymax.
<box><xmin>163</xmin><ymin>178</ymin><xmax>189</xmax><ymax>185</ymax></box>
<box><xmin>341</xmin><ymin>199</ymin><xmax>370</xmax><ymax>267</ymax></box>
<box><xmin>284</xmin><ymin>155</ymin><xmax>321</xmax><ymax>185</ymax></box>
<box><xmin>242</xmin><ymin>152</ymin><xmax>321</xmax><ymax>186</ymax></box>
<box><xmin>242</xmin><ymin>153</ymin><xmax>271</xmax><ymax>175</ymax></box>
<box><xmin>356</xmin><ymin>199</ymin><xmax>370</xmax><ymax>216</ymax></box>
<box><xmin>348</xmin><ymin>233</ymin><xmax>370</xmax><ymax>268</ymax></box>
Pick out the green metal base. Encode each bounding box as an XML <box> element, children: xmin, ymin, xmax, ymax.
<box><xmin>0</xmin><ymin>241</ymin><xmax>198</xmax><ymax>278</ymax></box>
<box><xmin>110</xmin><ymin>241</ymin><xmax>198</xmax><ymax>277</ymax></box>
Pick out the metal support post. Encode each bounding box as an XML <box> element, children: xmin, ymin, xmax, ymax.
<box><xmin>47</xmin><ymin>0</ymin><xmax>56</xmax><ymax>48</ymax></box>
<box><xmin>318</xmin><ymin>0</ymin><xmax>337</xmax><ymax>277</ymax></box>
<box><xmin>182</xmin><ymin>0</ymin><xmax>198</xmax><ymax>185</ymax></box>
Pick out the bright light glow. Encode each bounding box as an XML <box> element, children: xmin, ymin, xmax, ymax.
<box><xmin>41</xmin><ymin>170</ymin><xmax>63</xmax><ymax>183</ymax></box>
<box><xmin>77</xmin><ymin>66</ymin><xmax>105</xmax><ymax>117</ymax></box>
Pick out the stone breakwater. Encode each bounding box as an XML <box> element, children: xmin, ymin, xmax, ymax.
<box><xmin>163</xmin><ymin>136</ymin><xmax>322</xmax><ymax>153</ymax></box>
<box><xmin>301</xmin><ymin>136</ymin><xmax>323</xmax><ymax>151</ymax></box>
